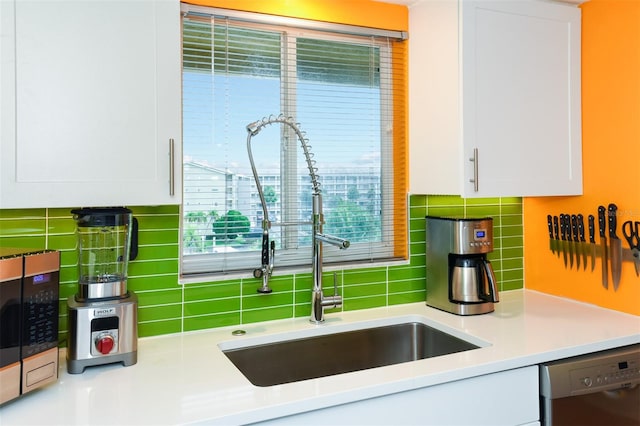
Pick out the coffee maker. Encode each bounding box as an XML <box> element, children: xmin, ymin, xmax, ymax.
<box><xmin>67</xmin><ymin>207</ymin><xmax>138</xmax><ymax>374</ymax></box>
<box><xmin>426</xmin><ymin>216</ymin><xmax>499</xmax><ymax>315</ymax></box>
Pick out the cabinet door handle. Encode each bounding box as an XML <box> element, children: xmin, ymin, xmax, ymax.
<box><xmin>469</xmin><ymin>148</ymin><xmax>479</xmax><ymax>192</ymax></box>
<box><xmin>169</xmin><ymin>138</ymin><xmax>175</xmax><ymax>196</ymax></box>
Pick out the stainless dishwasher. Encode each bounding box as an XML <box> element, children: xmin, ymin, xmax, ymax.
<box><xmin>540</xmin><ymin>344</ymin><xmax>640</xmax><ymax>425</ymax></box>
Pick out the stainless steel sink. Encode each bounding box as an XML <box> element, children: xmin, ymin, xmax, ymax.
<box><xmin>222</xmin><ymin>322</ymin><xmax>480</xmax><ymax>386</ymax></box>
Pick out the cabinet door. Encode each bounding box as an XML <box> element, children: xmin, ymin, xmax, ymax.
<box><xmin>409</xmin><ymin>0</ymin><xmax>581</xmax><ymax>197</ymax></box>
<box><xmin>0</xmin><ymin>0</ymin><xmax>181</xmax><ymax>208</ymax></box>
<box><xmin>461</xmin><ymin>0</ymin><xmax>582</xmax><ymax>197</ymax></box>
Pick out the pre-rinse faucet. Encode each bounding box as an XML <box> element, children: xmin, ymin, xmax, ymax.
<box><xmin>246</xmin><ymin>114</ymin><xmax>350</xmax><ymax>323</ymax></box>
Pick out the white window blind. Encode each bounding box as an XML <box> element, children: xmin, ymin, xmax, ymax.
<box><xmin>181</xmin><ymin>6</ymin><xmax>407</xmax><ymax>277</ymax></box>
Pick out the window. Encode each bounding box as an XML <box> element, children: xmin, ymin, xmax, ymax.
<box><xmin>181</xmin><ymin>6</ymin><xmax>407</xmax><ymax>277</ymax></box>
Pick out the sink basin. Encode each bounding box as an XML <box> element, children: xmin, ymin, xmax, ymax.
<box><xmin>222</xmin><ymin>321</ymin><xmax>481</xmax><ymax>386</ymax></box>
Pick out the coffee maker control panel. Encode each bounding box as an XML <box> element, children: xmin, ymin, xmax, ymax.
<box><xmin>452</xmin><ymin>219</ymin><xmax>493</xmax><ymax>254</ymax></box>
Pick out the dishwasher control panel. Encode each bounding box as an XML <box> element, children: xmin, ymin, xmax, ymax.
<box><xmin>540</xmin><ymin>344</ymin><xmax>640</xmax><ymax>398</ymax></box>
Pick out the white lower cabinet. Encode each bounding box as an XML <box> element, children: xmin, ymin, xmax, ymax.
<box><xmin>258</xmin><ymin>366</ymin><xmax>539</xmax><ymax>425</ymax></box>
<box><xmin>0</xmin><ymin>0</ymin><xmax>181</xmax><ymax>208</ymax></box>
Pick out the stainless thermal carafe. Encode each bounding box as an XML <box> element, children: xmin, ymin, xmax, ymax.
<box><xmin>426</xmin><ymin>216</ymin><xmax>499</xmax><ymax>315</ymax></box>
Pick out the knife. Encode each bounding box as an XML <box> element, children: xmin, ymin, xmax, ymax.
<box><xmin>553</xmin><ymin>216</ymin><xmax>560</xmax><ymax>258</ymax></box>
<box><xmin>565</xmin><ymin>214</ymin><xmax>575</xmax><ymax>269</ymax></box>
<box><xmin>547</xmin><ymin>215</ymin><xmax>556</xmax><ymax>256</ymax></box>
<box><xmin>608</xmin><ymin>203</ymin><xmax>622</xmax><ymax>291</ymax></box>
<box><xmin>598</xmin><ymin>206</ymin><xmax>609</xmax><ymax>289</ymax></box>
<box><xmin>577</xmin><ymin>214</ymin><xmax>587</xmax><ymax>270</ymax></box>
<box><xmin>622</xmin><ymin>220</ymin><xmax>640</xmax><ymax>277</ymax></box>
<box><xmin>560</xmin><ymin>214</ymin><xmax>568</xmax><ymax>268</ymax></box>
<box><xmin>571</xmin><ymin>214</ymin><xmax>580</xmax><ymax>270</ymax></box>
<box><xmin>588</xmin><ymin>214</ymin><xmax>596</xmax><ymax>272</ymax></box>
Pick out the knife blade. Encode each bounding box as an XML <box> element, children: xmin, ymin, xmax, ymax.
<box><xmin>560</xmin><ymin>214</ymin><xmax>568</xmax><ymax>268</ymax></box>
<box><xmin>608</xmin><ymin>203</ymin><xmax>622</xmax><ymax>291</ymax></box>
<box><xmin>547</xmin><ymin>215</ymin><xmax>556</xmax><ymax>255</ymax></box>
<box><xmin>588</xmin><ymin>214</ymin><xmax>596</xmax><ymax>272</ymax></box>
<box><xmin>571</xmin><ymin>214</ymin><xmax>580</xmax><ymax>270</ymax></box>
<box><xmin>598</xmin><ymin>206</ymin><xmax>609</xmax><ymax>289</ymax></box>
<box><xmin>577</xmin><ymin>214</ymin><xmax>587</xmax><ymax>270</ymax></box>
<box><xmin>553</xmin><ymin>216</ymin><xmax>560</xmax><ymax>258</ymax></box>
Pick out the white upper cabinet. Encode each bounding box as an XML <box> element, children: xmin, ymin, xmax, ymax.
<box><xmin>409</xmin><ymin>0</ymin><xmax>582</xmax><ymax>197</ymax></box>
<box><xmin>0</xmin><ymin>0</ymin><xmax>181</xmax><ymax>208</ymax></box>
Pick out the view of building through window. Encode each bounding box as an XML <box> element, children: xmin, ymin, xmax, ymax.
<box><xmin>181</xmin><ymin>16</ymin><xmax>396</xmax><ymax>275</ymax></box>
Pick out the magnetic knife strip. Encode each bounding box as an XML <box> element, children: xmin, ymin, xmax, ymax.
<box><xmin>546</xmin><ymin>203</ymin><xmax>640</xmax><ymax>291</ymax></box>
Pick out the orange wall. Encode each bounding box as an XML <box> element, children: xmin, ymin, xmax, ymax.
<box><xmin>523</xmin><ymin>0</ymin><xmax>640</xmax><ymax>315</ymax></box>
<box><xmin>183</xmin><ymin>0</ymin><xmax>408</xmax><ymax>31</ymax></box>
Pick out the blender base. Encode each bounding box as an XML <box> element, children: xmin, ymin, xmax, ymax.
<box><xmin>67</xmin><ymin>292</ymin><xmax>138</xmax><ymax>374</ymax></box>
<box><xmin>67</xmin><ymin>351</ymin><xmax>137</xmax><ymax>374</ymax></box>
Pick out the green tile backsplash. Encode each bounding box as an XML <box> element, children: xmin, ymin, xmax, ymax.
<box><xmin>0</xmin><ymin>195</ymin><xmax>523</xmax><ymax>344</ymax></box>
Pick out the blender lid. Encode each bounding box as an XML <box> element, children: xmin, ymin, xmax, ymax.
<box><xmin>71</xmin><ymin>207</ymin><xmax>132</xmax><ymax>227</ymax></box>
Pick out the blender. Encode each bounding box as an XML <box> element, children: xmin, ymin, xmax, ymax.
<box><xmin>67</xmin><ymin>207</ymin><xmax>138</xmax><ymax>374</ymax></box>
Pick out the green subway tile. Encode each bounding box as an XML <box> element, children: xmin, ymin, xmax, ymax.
<box><xmin>388</xmin><ymin>265</ymin><xmax>426</xmax><ymax>281</ymax></box>
<box><xmin>138</xmin><ymin>229</ymin><xmax>179</xmax><ymax>245</ymax></box>
<box><xmin>409</xmin><ymin>205</ymin><xmax>427</xmax><ymax>219</ymax></box>
<box><xmin>465</xmin><ymin>205</ymin><xmax>501</xmax><ymax>217</ymax></box>
<box><xmin>502</xmin><ymin>235</ymin><xmax>524</xmax><ymax>247</ymax></box>
<box><xmin>500</xmin><ymin>203</ymin><xmax>523</xmax><ymax>215</ymax></box>
<box><xmin>389</xmin><ymin>291</ymin><xmax>424</xmax><ymax>305</ymax></box>
<box><xmin>294</xmin><ymin>303</ymin><xmax>311</xmax><ymax>318</ymax></box>
<box><xmin>501</xmin><ymin>214</ymin><xmax>523</xmax><ymax>227</ymax></box>
<box><xmin>136</xmin><ymin>289</ymin><xmax>182</xmax><ymax>306</ymax></box>
<box><xmin>185</xmin><ymin>298</ymin><xmax>240</xmax><ymax>316</ymax></box>
<box><xmin>343</xmin><ymin>295</ymin><xmax>386</xmax><ymax>311</ymax></box>
<box><xmin>138</xmin><ymin>214</ymin><xmax>180</xmax><ymax>230</ymax></box>
<box><xmin>502</xmin><ymin>268</ymin><xmax>524</xmax><ymax>282</ymax></box>
<box><xmin>409</xmin><ymin>242</ymin><xmax>426</xmax><ymax>257</ymax></box>
<box><xmin>242</xmin><ymin>275</ymin><xmax>293</xmax><ymax>294</ymax></box>
<box><xmin>343</xmin><ymin>268</ymin><xmax>386</xmax><ymax>285</ymax></box>
<box><xmin>465</xmin><ymin>197</ymin><xmax>499</xmax><ymax>205</ymax></box>
<box><xmin>389</xmin><ymin>278</ymin><xmax>425</xmax><ymax>293</ymax></box>
<box><xmin>501</xmin><ymin>280</ymin><xmax>524</xmax><ymax>291</ymax></box>
<box><xmin>409</xmin><ymin>194</ymin><xmax>426</xmax><ymax>207</ymax></box>
<box><xmin>500</xmin><ymin>197</ymin><xmax>522</xmax><ymax>205</ymax></box>
<box><xmin>184</xmin><ymin>312</ymin><xmax>240</xmax><ymax>332</ymax></box>
<box><xmin>427</xmin><ymin>195</ymin><xmax>463</xmax><ymax>206</ymax></box>
<box><xmin>129</xmin><ymin>259</ymin><xmax>178</xmax><ymax>276</ymax></box>
<box><xmin>131</xmin><ymin>205</ymin><xmax>179</xmax><ymax>215</ymax></box>
<box><xmin>49</xmin><ymin>234</ymin><xmax>77</xmax><ymax>251</ymax></box>
<box><xmin>501</xmin><ymin>246</ymin><xmax>524</xmax><ymax>258</ymax></box>
<box><xmin>502</xmin><ymin>258</ymin><xmax>524</xmax><ymax>270</ymax></box>
<box><xmin>426</xmin><ymin>206</ymin><xmax>464</xmax><ymax>217</ymax></box>
<box><xmin>59</xmin><ymin>283</ymin><xmax>77</xmax><ymax>299</ymax></box>
<box><xmin>136</xmin><ymin>244</ymin><xmax>179</xmax><ymax>261</ymax></box>
<box><xmin>59</xmin><ymin>267</ymin><xmax>78</xmax><ymax>284</ymax></box>
<box><xmin>294</xmin><ymin>273</ymin><xmax>313</xmax><ymax>291</ymax></box>
<box><xmin>0</xmin><ymin>209</ymin><xmax>46</xmax><ymax>219</ymax></box>
<box><xmin>48</xmin><ymin>217</ymin><xmax>76</xmax><ymax>234</ymax></box>
<box><xmin>139</xmin><ymin>319</ymin><xmax>182</xmax><ymax>337</ymax></box>
<box><xmin>343</xmin><ymin>282</ymin><xmax>386</xmax><ymax>298</ymax></box>
<box><xmin>184</xmin><ymin>281</ymin><xmax>240</xmax><ymax>302</ymax></box>
<box><xmin>0</xmin><ymin>236</ymin><xmax>46</xmax><ymax>249</ymax></box>
<box><xmin>127</xmin><ymin>275</ymin><xmax>180</xmax><ymax>292</ymax></box>
<box><xmin>242</xmin><ymin>292</ymin><xmax>293</xmax><ymax>310</ymax></box>
<box><xmin>0</xmin><ymin>218</ymin><xmax>46</xmax><ymax>235</ymax></box>
<box><xmin>243</xmin><ymin>306</ymin><xmax>292</xmax><ymax>324</ymax></box>
<box><xmin>138</xmin><ymin>304</ymin><xmax>182</xmax><ymax>322</ymax></box>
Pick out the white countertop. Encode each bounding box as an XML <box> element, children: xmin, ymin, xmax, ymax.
<box><xmin>2</xmin><ymin>290</ymin><xmax>639</xmax><ymax>425</ymax></box>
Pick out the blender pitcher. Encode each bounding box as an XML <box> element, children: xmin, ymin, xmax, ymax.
<box><xmin>72</xmin><ymin>207</ymin><xmax>138</xmax><ymax>300</ymax></box>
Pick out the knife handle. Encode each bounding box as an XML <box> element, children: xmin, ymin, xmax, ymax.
<box><xmin>608</xmin><ymin>203</ymin><xmax>618</xmax><ymax>238</ymax></box>
<box><xmin>560</xmin><ymin>214</ymin><xmax>567</xmax><ymax>241</ymax></box>
<box><xmin>547</xmin><ymin>215</ymin><xmax>554</xmax><ymax>239</ymax></box>
<box><xmin>598</xmin><ymin>206</ymin><xmax>606</xmax><ymax>238</ymax></box>
<box><xmin>571</xmin><ymin>214</ymin><xmax>578</xmax><ymax>241</ymax></box>
<box><xmin>577</xmin><ymin>214</ymin><xmax>585</xmax><ymax>242</ymax></box>
<box><xmin>588</xmin><ymin>214</ymin><xmax>595</xmax><ymax>244</ymax></box>
<box><xmin>553</xmin><ymin>216</ymin><xmax>559</xmax><ymax>240</ymax></box>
